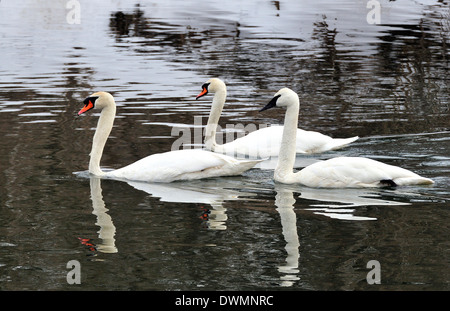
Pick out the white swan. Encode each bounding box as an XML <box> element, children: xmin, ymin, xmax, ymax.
<box><xmin>260</xmin><ymin>88</ymin><xmax>434</xmax><ymax>188</ymax></box>
<box><xmin>77</xmin><ymin>92</ymin><xmax>261</xmax><ymax>183</ymax></box>
<box><xmin>196</xmin><ymin>78</ymin><xmax>358</xmax><ymax>158</ymax></box>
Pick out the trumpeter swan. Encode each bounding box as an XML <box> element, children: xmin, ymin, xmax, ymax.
<box><xmin>259</xmin><ymin>88</ymin><xmax>434</xmax><ymax>188</ymax></box>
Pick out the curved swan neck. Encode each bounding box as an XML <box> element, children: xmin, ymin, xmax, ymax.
<box><xmin>204</xmin><ymin>87</ymin><xmax>227</xmax><ymax>150</ymax></box>
<box><xmin>275</xmin><ymin>99</ymin><xmax>299</xmax><ymax>183</ymax></box>
<box><xmin>89</xmin><ymin>103</ymin><xmax>116</xmax><ymax>176</ymax></box>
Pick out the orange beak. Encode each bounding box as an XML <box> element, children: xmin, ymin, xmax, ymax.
<box><xmin>78</xmin><ymin>100</ymin><xmax>94</xmax><ymax>115</ymax></box>
<box><xmin>196</xmin><ymin>87</ymin><xmax>208</xmax><ymax>100</ymax></box>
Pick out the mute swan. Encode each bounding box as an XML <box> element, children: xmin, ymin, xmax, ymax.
<box><xmin>196</xmin><ymin>78</ymin><xmax>358</xmax><ymax>158</ymax></box>
<box><xmin>260</xmin><ymin>88</ymin><xmax>434</xmax><ymax>188</ymax></box>
<box><xmin>77</xmin><ymin>92</ymin><xmax>261</xmax><ymax>183</ymax></box>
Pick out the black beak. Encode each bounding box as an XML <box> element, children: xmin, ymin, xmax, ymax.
<box><xmin>259</xmin><ymin>94</ymin><xmax>280</xmax><ymax>112</ymax></box>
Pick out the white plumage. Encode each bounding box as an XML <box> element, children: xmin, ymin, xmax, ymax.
<box><xmin>296</xmin><ymin>157</ymin><xmax>434</xmax><ymax>188</ymax></box>
<box><xmin>216</xmin><ymin>125</ymin><xmax>359</xmax><ymax>157</ymax></box>
<box><xmin>107</xmin><ymin>149</ymin><xmax>257</xmax><ymax>183</ymax></box>
<box><xmin>78</xmin><ymin>91</ymin><xmax>261</xmax><ymax>183</ymax></box>
<box><xmin>260</xmin><ymin>88</ymin><xmax>434</xmax><ymax>188</ymax></box>
<box><xmin>196</xmin><ymin>78</ymin><xmax>358</xmax><ymax>158</ymax></box>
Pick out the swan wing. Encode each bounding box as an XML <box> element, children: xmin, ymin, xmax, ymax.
<box><xmin>107</xmin><ymin>149</ymin><xmax>260</xmax><ymax>182</ymax></box>
<box><xmin>297</xmin><ymin>157</ymin><xmax>433</xmax><ymax>188</ymax></box>
<box><xmin>220</xmin><ymin>126</ymin><xmax>357</xmax><ymax>157</ymax></box>
<box><xmin>296</xmin><ymin>129</ymin><xmax>359</xmax><ymax>154</ymax></box>
<box><xmin>219</xmin><ymin>126</ymin><xmax>284</xmax><ymax>157</ymax></box>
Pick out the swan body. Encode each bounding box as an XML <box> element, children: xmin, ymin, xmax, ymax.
<box><xmin>292</xmin><ymin>157</ymin><xmax>434</xmax><ymax>188</ymax></box>
<box><xmin>78</xmin><ymin>92</ymin><xmax>261</xmax><ymax>183</ymax></box>
<box><xmin>260</xmin><ymin>88</ymin><xmax>434</xmax><ymax>188</ymax></box>
<box><xmin>196</xmin><ymin>78</ymin><xmax>358</xmax><ymax>157</ymax></box>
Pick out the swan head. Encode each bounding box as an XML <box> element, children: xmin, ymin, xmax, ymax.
<box><xmin>260</xmin><ymin>88</ymin><xmax>299</xmax><ymax>112</ymax></box>
<box><xmin>78</xmin><ymin>91</ymin><xmax>115</xmax><ymax>115</ymax></box>
<box><xmin>196</xmin><ymin>78</ymin><xmax>226</xmax><ymax>99</ymax></box>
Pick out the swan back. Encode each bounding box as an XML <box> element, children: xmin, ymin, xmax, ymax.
<box><xmin>106</xmin><ymin>149</ymin><xmax>260</xmax><ymax>183</ymax></box>
<box><xmin>297</xmin><ymin>157</ymin><xmax>434</xmax><ymax>188</ymax></box>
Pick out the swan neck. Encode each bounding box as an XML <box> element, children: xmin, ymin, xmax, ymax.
<box><xmin>275</xmin><ymin>101</ymin><xmax>299</xmax><ymax>183</ymax></box>
<box><xmin>89</xmin><ymin>104</ymin><xmax>116</xmax><ymax>176</ymax></box>
<box><xmin>204</xmin><ymin>89</ymin><xmax>226</xmax><ymax>150</ymax></box>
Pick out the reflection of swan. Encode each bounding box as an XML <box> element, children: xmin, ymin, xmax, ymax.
<box><xmin>273</xmin><ymin>182</ymin><xmax>415</xmax><ymax>286</ymax></box>
<box><xmin>90</xmin><ymin>177</ymin><xmax>117</xmax><ymax>253</ymax></box>
<box><xmin>273</xmin><ymin>180</ymin><xmax>420</xmax><ymax>285</ymax></box>
<box><xmin>275</xmin><ymin>185</ymin><xmax>300</xmax><ymax>287</ymax></box>
<box><xmin>126</xmin><ymin>179</ymin><xmax>257</xmax><ymax>230</ymax></box>
<box><xmin>196</xmin><ymin>78</ymin><xmax>358</xmax><ymax>157</ymax></box>
<box><xmin>299</xmin><ymin>187</ymin><xmax>413</xmax><ymax>221</ymax></box>
<box><xmin>77</xmin><ymin>91</ymin><xmax>261</xmax><ymax>183</ymax></box>
<box><xmin>202</xmin><ymin>204</ymin><xmax>228</xmax><ymax>231</ymax></box>
<box><xmin>260</xmin><ymin>88</ymin><xmax>434</xmax><ymax>188</ymax></box>
<box><xmin>126</xmin><ymin>180</ymin><xmax>245</xmax><ymax>204</ymax></box>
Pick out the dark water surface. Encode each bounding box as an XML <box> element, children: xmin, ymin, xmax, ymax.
<box><xmin>0</xmin><ymin>0</ymin><xmax>449</xmax><ymax>291</ymax></box>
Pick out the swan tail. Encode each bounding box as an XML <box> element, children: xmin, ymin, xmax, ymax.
<box><xmin>326</xmin><ymin>136</ymin><xmax>359</xmax><ymax>151</ymax></box>
<box><xmin>393</xmin><ymin>176</ymin><xmax>434</xmax><ymax>186</ymax></box>
<box><xmin>232</xmin><ymin>159</ymin><xmax>264</xmax><ymax>174</ymax></box>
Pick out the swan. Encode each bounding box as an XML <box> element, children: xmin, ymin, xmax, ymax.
<box><xmin>259</xmin><ymin>88</ymin><xmax>435</xmax><ymax>188</ymax></box>
<box><xmin>196</xmin><ymin>78</ymin><xmax>359</xmax><ymax>158</ymax></box>
<box><xmin>77</xmin><ymin>91</ymin><xmax>261</xmax><ymax>183</ymax></box>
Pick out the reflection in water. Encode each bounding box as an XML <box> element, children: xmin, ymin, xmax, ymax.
<box><xmin>105</xmin><ymin>1</ymin><xmax>449</xmax><ymax>137</ymax></box>
<box><xmin>272</xmin><ymin>183</ymin><xmax>419</xmax><ymax>287</ymax></box>
<box><xmin>201</xmin><ymin>203</ymin><xmax>228</xmax><ymax>231</ymax></box>
<box><xmin>1</xmin><ymin>0</ymin><xmax>449</xmax><ymax>291</ymax></box>
<box><xmin>127</xmin><ymin>179</ymin><xmax>257</xmax><ymax>230</ymax></box>
<box><xmin>275</xmin><ymin>186</ymin><xmax>300</xmax><ymax>287</ymax></box>
<box><xmin>299</xmin><ymin>188</ymin><xmax>412</xmax><ymax>221</ymax></box>
<box><xmin>75</xmin><ymin>171</ymin><xmax>258</xmax><ymax>231</ymax></box>
<box><xmin>89</xmin><ymin>177</ymin><xmax>118</xmax><ymax>254</ymax></box>
<box><xmin>273</xmin><ymin>181</ymin><xmax>414</xmax><ymax>222</ymax></box>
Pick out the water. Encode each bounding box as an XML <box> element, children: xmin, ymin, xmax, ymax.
<box><xmin>0</xmin><ymin>0</ymin><xmax>449</xmax><ymax>291</ymax></box>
